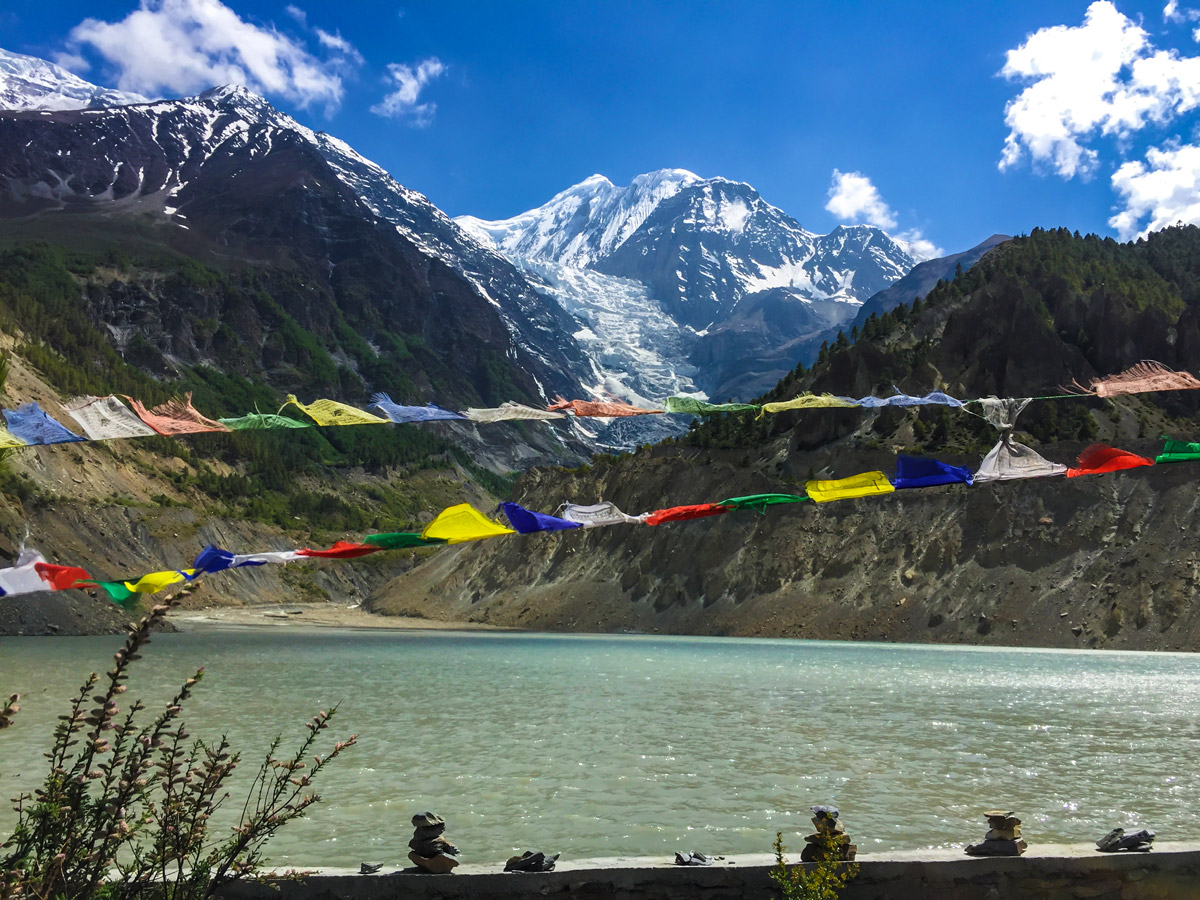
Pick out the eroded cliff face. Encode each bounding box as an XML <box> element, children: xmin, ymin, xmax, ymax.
<box><xmin>368</xmin><ymin>442</ymin><xmax>1200</xmax><ymax>652</ymax></box>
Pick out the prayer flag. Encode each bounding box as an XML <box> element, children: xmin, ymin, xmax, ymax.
<box><xmin>718</xmin><ymin>493</ymin><xmax>808</xmax><ymax>512</ymax></box>
<box><xmin>645</xmin><ymin>503</ymin><xmax>733</xmax><ymax>526</ymax></box>
<box><xmin>759</xmin><ymin>394</ymin><xmax>858</xmax><ymax>416</ymax></box>
<box><xmin>124</xmin><ymin>570</ymin><xmax>193</xmax><ymax>593</ymax></box>
<box><xmin>296</xmin><ymin>541</ymin><xmax>381</xmax><ymax>559</ymax></box>
<box><xmin>560</xmin><ymin>501</ymin><xmax>647</xmax><ymax>527</ymax></box>
<box><xmin>422</xmin><ymin>504</ymin><xmax>516</xmax><ymax>543</ymax></box>
<box><xmin>1085</xmin><ymin>361</ymin><xmax>1200</xmax><ymax>398</ymax></box>
<box><xmin>63</xmin><ymin>396</ymin><xmax>156</xmax><ymax>440</ymax></box>
<box><xmin>855</xmin><ymin>391</ymin><xmax>964</xmax><ymax>408</ymax></box>
<box><xmin>3</xmin><ymin>402</ymin><xmax>84</xmax><ymax>444</ymax></box>
<box><xmin>665</xmin><ymin>397</ymin><xmax>758</xmax><ymax>414</ymax></box>
<box><xmin>0</xmin><ymin>549</ymin><xmax>49</xmax><ymax>596</ymax></box>
<box><xmin>1155</xmin><ymin>439</ymin><xmax>1200</xmax><ymax>464</ymax></box>
<box><xmin>89</xmin><ymin>580</ymin><xmax>139</xmax><ymax>608</ymax></box>
<box><xmin>127</xmin><ymin>392</ymin><xmax>230</xmax><ymax>435</ymax></box>
<box><xmin>806</xmin><ymin>471</ymin><xmax>896</xmax><ymax>503</ymax></box>
<box><xmin>219</xmin><ymin>413</ymin><xmax>311</xmax><ymax>430</ymax></box>
<box><xmin>283</xmin><ymin>395</ymin><xmax>389</xmax><ymax>427</ymax></box>
<box><xmin>974</xmin><ymin>436</ymin><xmax>1067</xmax><ymax>482</ymax></box>
<box><xmin>500</xmin><ymin>501</ymin><xmax>584</xmax><ymax>534</ymax></box>
<box><xmin>0</xmin><ymin>427</ymin><xmax>26</xmax><ymax>450</ymax></box>
<box><xmin>33</xmin><ymin>562</ymin><xmax>92</xmax><ymax>591</ymax></box>
<box><xmin>362</xmin><ymin>532</ymin><xmax>449</xmax><ymax>549</ymax></box>
<box><xmin>369</xmin><ymin>393</ymin><xmax>466</xmax><ymax>423</ymax></box>
<box><xmin>1066</xmin><ymin>444</ymin><xmax>1154</xmax><ymax>478</ymax></box>
<box><xmin>191</xmin><ymin>545</ymin><xmax>236</xmax><ymax>574</ymax></box>
<box><xmin>230</xmin><ymin>550</ymin><xmax>305</xmax><ymax>567</ymax></box>
<box><xmin>463</xmin><ymin>402</ymin><xmax>567</xmax><ymax>423</ymax></box>
<box><xmin>547</xmin><ymin>397</ymin><xmax>662</xmax><ymax>417</ymax></box>
<box><xmin>892</xmin><ymin>456</ymin><xmax>974</xmax><ymax>489</ymax></box>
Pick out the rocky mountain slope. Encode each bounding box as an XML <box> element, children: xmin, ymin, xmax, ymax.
<box><xmin>368</xmin><ymin>226</ymin><xmax>1200</xmax><ymax>651</ymax></box>
<box><xmin>459</xmin><ymin>171</ymin><xmax>918</xmax><ymax>403</ymax></box>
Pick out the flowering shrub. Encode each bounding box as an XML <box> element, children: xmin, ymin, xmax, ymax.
<box><xmin>0</xmin><ymin>599</ymin><xmax>355</xmax><ymax>900</ymax></box>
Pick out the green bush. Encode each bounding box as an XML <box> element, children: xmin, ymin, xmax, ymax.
<box><xmin>770</xmin><ymin>831</ymin><xmax>859</xmax><ymax>900</ymax></box>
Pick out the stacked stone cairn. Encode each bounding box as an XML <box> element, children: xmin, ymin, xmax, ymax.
<box><xmin>800</xmin><ymin>805</ymin><xmax>857</xmax><ymax>863</ymax></box>
<box><xmin>965</xmin><ymin>810</ymin><xmax>1027</xmax><ymax>856</ymax></box>
<box><xmin>408</xmin><ymin>812</ymin><xmax>459</xmax><ymax>873</ymax></box>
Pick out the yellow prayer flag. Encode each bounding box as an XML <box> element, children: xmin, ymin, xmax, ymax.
<box><xmin>282</xmin><ymin>395</ymin><xmax>390</xmax><ymax>427</ymax></box>
<box><xmin>805</xmin><ymin>471</ymin><xmax>895</xmax><ymax>503</ymax></box>
<box><xmin>0</xmin><ymin>428</ymin><xmax>27</xmax><ymax>450</ymax></box>
<box><xmin>421</xmin><ymin>503</ymin><xmax>517</xmax><ymax>544</ymax></box>
<box><xmin>759</xmin><ymin>394</ymin><xmax>858</xmax><ymax>416</ymax></box>
<box><xmin>124</xmin><ymin>569</ymin><xmax>194</xmax><ymax>593</ymax></box>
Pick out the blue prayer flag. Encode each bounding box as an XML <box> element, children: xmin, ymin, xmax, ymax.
<box><xmin>3</xmin><ymin>402</ymin><xmax>85</xmax><ymax>444</ymax></box>
<box><xmin>892</xmin><ymin>455</ymin><xmax>974</xmax><ymax>489</ymax></box>
<box><xmin>500</xmin><ymin>501</ymin><xmax>583</xmax><ymax>534</ymax></box>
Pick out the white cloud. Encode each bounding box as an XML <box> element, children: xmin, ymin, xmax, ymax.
<box><xmin>824</xmin><ymin>169</ymin><xmax>942</xmax><ymax>260</ymax></box>
<box><xmin>1109</xmin><ymin>140</ymin><xmax>1200</xmax><ymax>237</ymax></box>
<box><xmin>896</xmin><ymin>231</ymin><xmax>944</xmax><ymax>262</ymax></box>
<box><xmin>285</xmin><ymin>4</ymin><xmax>306</xmax><ymax>25</ymax></box>
<box><xmin>999</xmin><ymin>1</ymin><xmax>1200</xmax><ymax>179</ymax></box>
<box><xmin>64</xmin><ymin>0</ymin><xmax>347</xmax><ymax>110</ymax></box>
<box><xmin>315</xmin><ymin>27</ymin><xmax>363</xmax><ymax>65</ymax></box>
<box><xmin>825</xmin><ymin>169</ymin><xmax>898</xmax><ymax>230</ymax></box>
<box><xmin>1164</xmin><ymin>0</ymin><xmax>1200</xmax><ymax>23</ymax></box>
<box><xmin>370</xmin><ymin>57</ymin><xmax>445</xmax><ymax>125</ymax></box>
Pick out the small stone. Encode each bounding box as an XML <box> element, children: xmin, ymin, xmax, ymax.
<box><xmin>408</xmin><ymin>850</ymin><xmax>458</xmax><ymax>874</ymax></box>
<box><xmin>409</xmin><ymin>836</ymin><xmax>459</xmax><ymax>857</ymax></box>
<box><xmin>965</xmin><ymin>839</ymin><xmax>1026</xmax><ymax>856</ymax></box>
<box><xmin>985</xmin><ymin>827</ymin><xmax>1021</xmax><ymax>840</ymax></box>
<box><xmin>411</xmin><ymin>812</ymin><xmax>445</xmax><ymax>829</ymax></box>
<box><xmin>1071</xmin><ymin>624</ymin><xmax>1084</xmax><ymax>636</ymax></box>
<box><xmin>412</xmin><ymin>823</ymin><xmax>447</xmax><ymax>839</ymax></box>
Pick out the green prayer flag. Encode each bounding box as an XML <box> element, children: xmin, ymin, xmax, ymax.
<box><xmin>88</xmin><ymin>581</ymin><xmax>139</xmax><ymax>608</ymax></box>
<box><xmin>664</xmin><ymin>396</ymin><xmax>759</xmax><ymax>415</ymax></box>
<box><xmin>718</xmin><ymin>493</ymin><xmax>809</xmax><ymax>511</ymax></box>
<box><xmin>1155</xmin><ymin>439</ymin><xmax>1200</xmax><ymax>464</ymax></box>
<box><xmin>362</xmin><ymin>532</ymin><xmax>449</xmax><ymax>550</ymax></box>
<box><xmin>219</xmin><ymin>413</ymin><xmax>312</xmax><ymax>430</ymax></box>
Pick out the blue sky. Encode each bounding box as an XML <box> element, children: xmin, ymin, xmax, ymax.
<box><xmin>4</xmin><ymin>1</ymin><xmax>1200</xmax><ymax>258</ymax></box>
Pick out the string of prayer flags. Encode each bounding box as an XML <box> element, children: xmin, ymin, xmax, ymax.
<box><xmin>1080</xmin><ymin>361</ymin><xmax>1200</xmax><ymax>398</ymax></box>
<box><xmin>759</xmin><ymin>393</ymin><xmax>858</xmax><ymax>417</ymax></box>
<box><xmin>1065</xmin><ymin>444</ymin><xmax>1154</xmax><ymax>478</ymax></box>
<box><xmin>369</xmin><ymin>393</ymin><xmax>466</xmax><ymax>424</ymax></box>
<box><xmin>219</xmin><ymin>413</ymin><xmax>311</xmax><ymax>430</ymax></box>
<box><xmin>855</xmin><ymin>391</ymin><xmax>964</xmax><ymax>409</ymax></box>
<box><xmin>805</xmin><ymin>471</ymin><xmax>896</xmax><ymax>503</ymax></box>
<box><xmin>974</xmin><ymin>436</ymin><xmax>1067</xmax><ymax>482</ymax></box>
<box><xmin>421</xmin><ymin>503</ymin><xmax>517</xmax><ymax>543</ymax></box>
<box><xmin>295</xmin><ymin>541</ymin><xmax>381</xmax><ymax>559</ymax></box>
<box><xmin>362</xmin><ymin>532</ymin><xmax>448</xmax><ymax>549</ymax></box>
<box><xmin>283</xmin><ymin>395</ymin><xmax>390</xmax><ymax>427</ymax></box>
<box><xmin>560</xmin><ymin>501</ymin><xmax>648</xmax><ymax>527</ymax></box>
<box><xmin>128</xmin><ymin>393</ymin><xmax>230</xmax><ymax>435</ymax></box>
<box><xmin>665</xmin><ymin>397</ymin><xmax>758</xmax><ymax>414</ymax></box>
<box><xmin>500</xmin><ymin>501</ymin><xmax>583</xmax><ymax>534</ymax></box>
<box><xmin>3</xmin><ymin>402</ymin><xmax>84</xmax><ymax>445</ymax></box>
<box><xmin>463</xmin><ymin>402</ymin><xmax>567</xmax><ymax>423</ymax></box>
<box><xmin>892</xmin><ymin>455</ymin><xmax>974</xmax><ymax>489</ymax></box>
<box><xmin>645</xmin><ymin>503</ymin><xmax>734</xmax><ymax>526</ymax></box>
<box><xmin>63</xmin><ymin>395</ymin><xmax>156</xmax><ymax>441</ymax></box>
<box><xmin>1155</xmin><ymin>439</ymin><xmax>1200</xmax><ymax>464</ymax></box>
<box><xmin>717</xmin><ymin>493</ymin><xmax>808</xmax><ymax>512</ymax></box>
<box><xmin>547</xmin><ymin>397</ymin><xmax>663</xmax><ymax>417</ymax></box>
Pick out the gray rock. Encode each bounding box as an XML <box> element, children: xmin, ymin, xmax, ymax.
<box><xmin>411</xmin><ymin>811</ymin><xmax>445</xmax><ymax>829</ymax></box>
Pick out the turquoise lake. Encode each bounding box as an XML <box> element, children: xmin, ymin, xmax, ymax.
<box><xmin>1</xmin><ymin>628</ymin><xmax>1198</xmax><ymax>866</ymax></box>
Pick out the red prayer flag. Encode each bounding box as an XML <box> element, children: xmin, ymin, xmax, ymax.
<box><xmin>1065</xmin><ymin>444</ymin><xmax>1154</xmax><ymax>478</ymax></box>
<box><xmin>296</xmin><ymin>541</ymin><xmax>381</xmax><ymax>559</ymax></box>
<box><xmin>34</xmin><ymin>562</ymin><xmax>94</xmax><ymax>591</ymax></box>
<box><xmin>645</xmin><ymin>503</ymin><xmax>733</xmax><ymax>526</ymax></box>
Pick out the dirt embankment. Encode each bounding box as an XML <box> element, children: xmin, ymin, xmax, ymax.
<box><xmin>367</xmin><ymin>441</ymin><xmax>1200</xmax><ymax>652</ymax></box>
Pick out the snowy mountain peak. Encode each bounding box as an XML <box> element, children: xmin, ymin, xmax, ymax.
<box><xmin>0</xmin><ymin>47</ymin><xmax>147</xmax><ymax>111</ymax></box>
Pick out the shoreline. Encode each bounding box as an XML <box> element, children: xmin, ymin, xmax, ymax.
<box><xmin>168</xmin><ymin>602</ymin><xmax>511</xmax><ymax>633</ymax></box>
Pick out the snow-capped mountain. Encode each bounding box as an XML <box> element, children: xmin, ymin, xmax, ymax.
<box><xmin>0</xmin><ymin>53</ymin><xmax>598</xmax><ymax>412</ymax></box>
<box><xmin>0</xmin><ymin>48</ymin><xmax>147</xmax><ymax>111</ymax></box>
<box><xmin>459</xmin><ymin>171</ymin><xmax>916</xmax><ymax>399</ymax></box>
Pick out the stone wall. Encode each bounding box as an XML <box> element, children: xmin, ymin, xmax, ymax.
<box><xmin>222</xmin><ymin>843</ymin><xmax>1200</xmax><ymax>900</ymax></box>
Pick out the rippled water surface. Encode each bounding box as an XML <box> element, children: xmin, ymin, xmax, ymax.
<box><xmin>2</xmin><ymin>629</ymin><xmax>1198</xmax><ymax>865</ymax></box>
